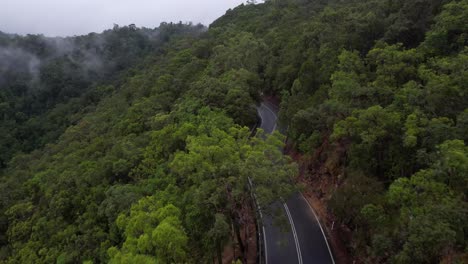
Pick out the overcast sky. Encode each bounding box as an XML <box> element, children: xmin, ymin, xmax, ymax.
<box><xmin>0</xmin><ymin>0</ymin><xmax>250</xmax><ymax>37</ymax></box>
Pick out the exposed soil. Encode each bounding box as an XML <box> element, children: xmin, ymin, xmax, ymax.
<box><xmin>263</xmin><ymin>95</ymin><xmax>281</xmax><ymax>108</ymax></box>
<box><xmin>287</xmin><ymin>140</ymin><xmax>355</xmax><ymax>264</ymax></box>
<box><xmin>221</xmin><ymin>203</ymin><xmax>258</xmax><ymax>264</ymax></box>
<box><xmin>226</xmin><ymin>95</ymin><xmax>353</xmax><ymax>264</ymax></box>
<box><xmin>263</xmin><ymin>95</ymin><xmax>355</xmax><ymax>264</ymax></box>
<box><xmin>301</xmin><ymin>187</ymin><xmax>353</xmax><ymax>264</ymax></box>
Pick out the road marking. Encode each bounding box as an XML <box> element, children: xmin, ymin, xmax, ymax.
<box><xmin>262</xmin><ymin>101</ymin><xmax>335</xmax><ymax>263</ymax></box>
<box><xmin>257</xmin><ymin>106</ymin><xmax>265</xmax><ymax>130</ymax></box>
<box><xmin>259</xmin><ymin>102</ymin><xmax>309</xmax><ymax>264</ymax></box>
<box><xmin>283</xmin><ymin>203</ymin><xmax>303</xmax><ymax>264</ymax></box>
<box><xmin>248</xmin><ymin>176</ymin><xmax>268</xmax><ymax>264</ymax></box>
<box><xmin>257</xmin><ymin>191</ymin><xmax>268</xmax><ymax>264</ymax></box>
<box><xmin>263</xmin><ymin>225</ymin><xmax>268</xmax><ymax>264</ymax></box>
<box><xmin>255</xmin><ymin>106</ymin><xmax>272</xmax><ymax>263</ymax></box>
<box><xmin>300</xmin><ymin>194</ymin><xmax>336</xmax><ymax>264</ymax></box>
<box><xmin>262</xmin><ymin>103</ymin><xmax>278</xmax><ymax>131</ymax></box>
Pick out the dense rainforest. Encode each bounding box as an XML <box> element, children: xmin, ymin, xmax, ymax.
<box><xmin>0</xmin><ymin>23</ymin><xmax>204</xmax><ymax>168</ymax></box>
<box><xmin>0</xmin><ymin>0</ymin><xmax>466</xmax><ymax>263</ymax></box>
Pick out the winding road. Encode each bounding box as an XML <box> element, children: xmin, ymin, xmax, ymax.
<box><xmin>257</xmin><ymin>102</ymin><xmax>335</xmax><ymax>264</ymax></box>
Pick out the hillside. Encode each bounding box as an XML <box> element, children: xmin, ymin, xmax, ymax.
<box><xmin>0</xmin><ymin>14</ymin><xmax>292</xmax><ymax>264</ymax></box>
<box><xmin>0</xmin><ymin>0</ymin><xmax>467</xmax><ymax>263</ymax></box>
<box><xmin>212</xmin><ymin>0</ymin><xmax>467</xmax><ymax>262</ymax></box>
<box><xmin>0</xmin><ymin>23</ymin><xmax>205</xmax><ymax>169</ymax></box>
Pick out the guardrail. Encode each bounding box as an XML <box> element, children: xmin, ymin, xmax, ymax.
<box><xmin>248</xmin><ymin>177</ymin><xmax>265</xmax><ymax>264</ymax></box>
<box><xmin>248</xmin><ymin>110</ymin><xmax>266</xmax><ymax>264</ymax></box>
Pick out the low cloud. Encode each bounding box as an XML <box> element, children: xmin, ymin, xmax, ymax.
<box><xmin>0</xmin><ymin>46</ymin><xmax>41</xmax><ymax>84</ymax></box>
<box><xmin>0</xmin><ymin>0</ymin><xmax>249</xmax><ymax>37</ymax></box>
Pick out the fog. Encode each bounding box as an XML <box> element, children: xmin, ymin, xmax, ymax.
<box><xmin>0</xmin><ymin>35</ymin><xmax>103</xmax><ymax>86</ymax></box>
<box><xmin>0</xmin><ymin>23</ymin><xmax>204</xmax><ymax>92</ymax></box>
<box><xmin>0</xmin><ymin>0</ymin><xmax>249</xmax><ymax>37</ymax></box>
<box><xmin>0</xmin><ymin>46</ymin><xmax>41</xmax><ymax>84</ymax></box>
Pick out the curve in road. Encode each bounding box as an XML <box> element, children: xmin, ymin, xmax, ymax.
<box><xmin>257</xmin><ymin>102</ymin><xmax>335</xmax><ymax>264</ymax></box>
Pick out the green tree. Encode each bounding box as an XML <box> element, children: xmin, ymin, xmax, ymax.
<box><xmin>332</xmin><ymin>105</ymin><xmax>403</xmax><ymax>179</ymax></box>
<box><xmin>110</xmin><ymin>202</ymin><xmax>188</xmax><ymax>263</ymax></box>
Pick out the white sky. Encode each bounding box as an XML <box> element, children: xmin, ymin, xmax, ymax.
<box><xmin>0</xmin><ymin>0</ymin><xmax>250</xmax><ymax>37</ymax></box>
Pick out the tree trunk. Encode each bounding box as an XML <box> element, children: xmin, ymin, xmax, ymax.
<box><xmin>232</xmin><ymin>215</ymin><xmax>246</xmax><ymax>262</ymax></box>
<box><xmin>217</xmin><ymin>242</ymin><xmax>222</xmax><ymax>264</ymax></box>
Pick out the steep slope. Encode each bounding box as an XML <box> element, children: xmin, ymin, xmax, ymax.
<box><xmin>0</xmin><ymin>23</ymin><xmax>204</xmax><ymax>168</ymax></box>
<box><xmin>0</xmin><ymin>0</ymin><xmax>467</xmax><ymax>263</ymax></box>
<box><xmin>257</xmin><ymin>101</ymin><xmax>334</xmax><ymax>264</ymax></box>
<box><xmin>0</xmin><ymin>13</ymin><xmax>293</xmax><ymax>264</ymax></box>
<box><xmin>214</xmin><ymin>0</ymin><xmax>467</xmax><ymax>262</ymax></box>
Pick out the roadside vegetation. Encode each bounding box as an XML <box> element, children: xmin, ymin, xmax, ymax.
<box><xmin>0</xmin><ymin>0</ymin><xmax>466</xmax><ymax>263</ymax></box>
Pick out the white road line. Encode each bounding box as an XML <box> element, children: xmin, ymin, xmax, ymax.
<box><xmin>248</xmin><ymin>177</ymin><xmax>268</xmax><ymax>264</ymax></box>
<box><xmin>259</xmin><ymin>102</ymin><xmax>307</xmax><ymax>264</ymax></box>
<box><xmin>257</xmin><ymin>202</ymin><xmax>269</xmax><ymax>264</ymax></box>
<box><xmin>257</xmin><ymin>107</ymin><xmax>265</xmax><ymax>129</ymax></box>
<box><xmin>283</xmin><ymin>203</ymin><xmax>303</xmax><ymax>264</ymax></box>
<box><xmin>263</xmin><ymin>101</ymin><xmax>334</xmax><ymax>263</ymax></box>
<box><xmin>300</xmin><ymin>194</ymin><xmax>336</xmax><ymax>264</ymax></box>
<box><xmin>263</xmin><ymin>225</ymin><xmax>268</xmax><ymax>264</ymax></box>
<box><xmin>257</xmin><ymin>199</ymin><xmax>268</xmax><ymax>264</ymax></box>
<box><xmin>262</xmin><ymin>103</ymin><xmax>278</xmax><ymax>131</ymax></box>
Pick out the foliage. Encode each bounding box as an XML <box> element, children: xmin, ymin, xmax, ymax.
<box><xmin>0</xmin><ymin>0</ymin><xmax>466</xmax><ymax>263</ymax></box>
<box><xmin>210</xmin><ymin>0</ymin><xmax>467</xmax><ymax>262</ymax></box>
<box><xmin>0</xmin><ymin>14</ymin><xmax>295</xmax><ymax>263</ymax></box>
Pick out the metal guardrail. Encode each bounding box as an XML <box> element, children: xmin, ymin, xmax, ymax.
<box><xmin>248</xmin><ymin>177</ymin><xmax>265</xmax><ymax>264</ymax></box>
<box><xmin>248</xmin><ymin>111</ymin><xmax>266</xmax><ymax>264</ymax></box>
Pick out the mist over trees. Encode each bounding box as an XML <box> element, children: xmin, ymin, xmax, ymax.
<box><xmin>0</xmin><ymin>23</ymin><xmax>205</xmax><ymax>168</ymax></box>
<box><xmin>0</xmin><ymin>17</ymin><xmax>293</xmax><ymax>263</ymax></box>
<box><xmin>0</xmin><ymin>0</ymin><xmax>466</xmax><ymax>263</ymax></box>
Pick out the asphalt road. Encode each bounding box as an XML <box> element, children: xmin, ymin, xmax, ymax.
<box><xmin>257</xmin><ymin>102</ymin><xmax>335</xmax><ymax>264</ymax></box>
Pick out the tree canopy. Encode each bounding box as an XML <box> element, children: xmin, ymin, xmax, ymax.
<box><xmin>0</xmin><ymin>0</ymin><xmax>466</xmax><ymax>263</ymax></box>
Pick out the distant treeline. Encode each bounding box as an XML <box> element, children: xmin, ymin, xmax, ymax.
<box><xmin>0</xmin><ymin>23</ymin><xmax>205</xmax><ymax>168</ymax></box>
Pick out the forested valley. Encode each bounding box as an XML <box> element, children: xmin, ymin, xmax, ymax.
<box><xmin>0</xmin><ymin>0</ymin><xmax>466</xmax><ymax>263</ymax></box>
